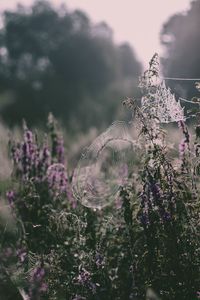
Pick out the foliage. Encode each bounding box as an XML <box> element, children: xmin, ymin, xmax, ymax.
<box><xmin>0</xmin><ymin>0</ymin><xmax>141</xmax><ymax>131</ymax></box>
<box><xmin>0</xmin><ymin>56</ymin><xmax>200</xmax><ymax>300</ymax></box>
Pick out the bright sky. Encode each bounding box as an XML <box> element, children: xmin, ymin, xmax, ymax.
<box><xmin>0</xmin><ymin>0</ymin><xmax>191</xmax><ymax>66</ymax></box>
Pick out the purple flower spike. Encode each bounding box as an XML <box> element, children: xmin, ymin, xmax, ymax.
<box><xmin>28</xmin><ymin>266</ymin><xmax>47</xmax><ymax>299</ymax></box>
<box><xmin>6</xmin><ymin>190</ymin><xmax>15</xmax><ymax>207</ymax></box>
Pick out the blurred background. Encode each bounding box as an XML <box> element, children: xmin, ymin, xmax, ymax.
<box><xmin>0</xmin><ymin>0</ymin><xmax>199</xmax><ymax>164</ymax></box>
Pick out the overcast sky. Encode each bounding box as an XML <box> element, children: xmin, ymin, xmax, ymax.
<box><xmin>0</xmin><ymin>0</ymin><xmax>191</xmax><ymax>66</ymax></box>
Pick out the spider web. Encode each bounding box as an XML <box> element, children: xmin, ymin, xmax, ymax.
<box><xmin>141</xmin><ymin>80</ymin><xmax>185</xmax><ymax>123</ymax></box>
<box><xmin>72</xmin><ymin>121</ymin><xmax>136</xmax><ymax>209</ymax></box>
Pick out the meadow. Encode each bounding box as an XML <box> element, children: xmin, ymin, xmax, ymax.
<box><xmin>0</xmin><ymin>55</ymin><xmax>200</xmax><ymax>300</ymax></box>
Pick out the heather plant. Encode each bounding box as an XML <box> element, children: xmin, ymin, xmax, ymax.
<box><xmin>0</xmin><ymin>55</ymin><xmax>200</xmax><ymax>300</ymax></box>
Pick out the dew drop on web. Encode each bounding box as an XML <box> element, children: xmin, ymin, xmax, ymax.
<box><xmin>72</xmin><ymin>121</ymin><xmax>135</xmax><ymax>209</ymax></box>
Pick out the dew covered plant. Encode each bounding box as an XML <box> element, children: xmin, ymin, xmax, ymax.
<box><xmin>0</xmin><ymin>55</ymin><xmax>200</xmax><ymax>300</ymax></box>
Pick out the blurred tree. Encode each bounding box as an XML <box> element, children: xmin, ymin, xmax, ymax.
<box><xmin>118</xmin><ymin>43</ymin><xmax>141</xmax><ymax>78</ymax></box>
<box><xmin>0</xmin><ymin>0</ymin><xmax>141</xmax><ymax>131</ymax></box>
<box><xmin>160</xmin><ymin>0</ymin><xmax>200</xmax><ymax>99</ymax></box>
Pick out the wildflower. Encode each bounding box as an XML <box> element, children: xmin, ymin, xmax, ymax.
<box><xmin>6</xmin><ymin>190</ymin><xmax>15</xmax><ymax>207</ymax></box>
<box><xmin>36</xmin><ymin>143</ymin><xmax>51</xmax><ymax>181</ymax></box>
<box><xmin>56</xmin><ymin>135</ymin><xmax>65</xmax><ymax>164</ymax></box>
<box><xmin>139</xmin><ymin>54</ymin><xmax>185</xmax><ymax>124</ymax></box>
<box><xmin>178</xmin><ymin>120</ymin><xmax>190</xmax><ymax>144</ymax></box>
<box><xmin>17</xmin><ymin>248</ymin><xmax>27</xmax><ymax>263</ymax></box>
<box><xmin>179</xmin><ymin>139</ymin><xmax>186</xmax><ymax>156</ymax></box>
<box><xmin>162</xmin><ymin>211</ymin><xmax>171</xmax><ymax>222</ymax></box>
<box><xmin>21</xmin><ymin>128</ymin><xmax>38</xmax><ymax>180</ymax></box>
<box><xmin>41</xmin><ymin>145</ymin><xmax>50</xmax><ymax>168</ymax></box>
<box><xmin>139</xmin><ymin>53</ymin><xmax>159</xmax><ymax>90</ymax></box>
<box><xmin>24</xmin><ymin>130</ymin><xmax>33</xmax><ymax>143</ymax></box>
<box><xmin>28</xmin><ymin>266</ymin><xmax>47</xmax><ymax>300</ymax></box>
<box><xmin>151</xmin><ymin>183</ymin><xmax>162</xmax><ymax>201</ymax></box>
<box><xmin>95</xmin><ymin>252</ymin><xmax>104</xmax><ymax>268</ymax></box>
<box><xmin>47</xmin><ymin>163</ymin><xmax>67</xmax><ymax>196</ymax></box>
<box><xmin>77</xmin><ymin>268</ymin><xmax>91</xmax><ymax>285</ymax></box>
<box><xmin>11</xmin><ymin>142</ymin><xmax>21</xmax><ymax>165</ymax></box>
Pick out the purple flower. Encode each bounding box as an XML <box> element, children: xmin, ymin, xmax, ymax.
<box><xmin>11</xmin><ymin>142</ymin><xmax>21</xmax><ymax>164</ymax></box>
<box><xmin>75</xmin><ymin>268</ymin><xmax>97</xmax><ymax>294</ymax></box>
<box><xmin>95</xmin><ymin>253</ymin><xmax>104</xmax><ymax>268</ymax></box>
<box><xmin>56</xmin><ymin>136</ymin><xmax>65</xmax><ymax>164</ymax></box>
<box><xmin>179</xmin><ymin>139</ymin><xmax>186</xmax><ymax>156</ymax></box>
<box><xmin>17</xmin><ymin>248</ymin><xmax>27</xmax><ymax>263</ymax></box>
<box><xmin>28</xmin><ymin>266</ymin><xmax>47</xmax><ymax>299</ymax></box>
<box><xmin>33</xmin><ymin>268</ymin><xmax>45</xmax><ymax>281</ymax></box>
<box><xmin>46</xmin><ymin>163</ymin><xmax>75</xmax><ymax>206</ymax></box>
<box><xmin>163</xmin><ymin>211</ymin><xmax>171</xmax><ymax>221</ymax></box>
<box><xmin>21</xmin><ymin>129</ymin><xmax>37</xmax><ymax>179</ymax></box>
<box><xmin>40</xmin><ymin>282</ymin><xmax>48</xmax><ymax>292</ymax></box>
<box><xmin>178</xmin><ymin>120</ymin><xmax>190</xmax><ymax>144</ymax></box>
<box><xmin>24</xmin><ymin>130</ymin><xmax>33</xmax><ymax>143</ymax></box>
<box><xmin>151</xmin><ymin>183</ymin><xmax>161</xmax><ymax>201</ymax></box>
<box><xmin>42</xmin><ymin>146</ymin><xmax>50</xmax><ymax>167</ymax></box>
<box><xmin>6</xmin><ymin>190</ymin><xmax>15</xmax><ymax>207</ymax></box>
<box><xmin>47</xmin><ymin>163</ymin><xmax>68</xmax><ymax>198</ymax></box>
<box><xmin>77</xmin><ymin>268</ymin><xmax>91</xmax><ymax>285</ymax></box>
<box><xmin>178</xmin><ymin>120</ymin><xmax>185</xmax><ymax>131</ymax></box>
